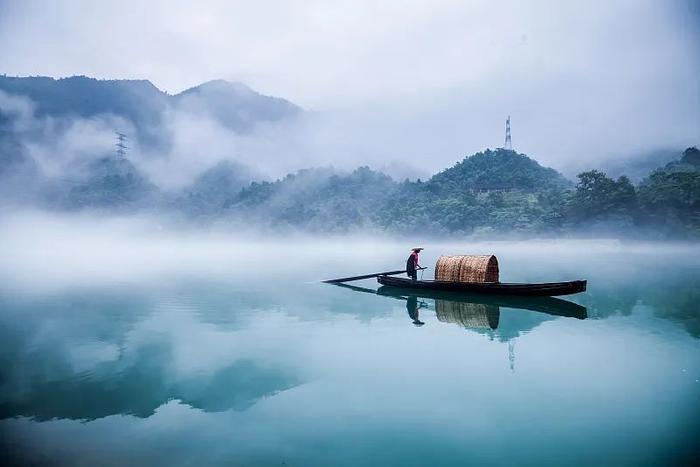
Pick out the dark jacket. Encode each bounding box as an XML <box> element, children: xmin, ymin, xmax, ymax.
<box><xmin>406</xmin><ymin>251</ymin><xmax>419</xmax><ymax>274</ymax></box>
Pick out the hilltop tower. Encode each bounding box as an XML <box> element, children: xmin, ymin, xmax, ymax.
<box><xmin>115</xmin><ymin>132</ymin><xmax>127</xmax><ymax>158</ymax></box>
<box><xmin>504</xmin><ymin>116</ymin><xmax>512</xmax><ymax>150</ymax></box>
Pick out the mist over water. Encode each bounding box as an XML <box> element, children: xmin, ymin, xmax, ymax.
<box><xmin>2</xmin><ymin>211</ymin><xmax>698</xmax><ymax>289</ymax></box>
<box><xmin>1</xmin><ymin>213</ymin><xmax>698</xmax><ymax>465</ymax></box>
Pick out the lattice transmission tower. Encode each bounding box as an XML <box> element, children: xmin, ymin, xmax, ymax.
<box><xmin>115</xmin><ymin>132</ymin><xmax>127</xmax><ymax>158</ymax></box>
<box><xmin>504</xmin><ymin>116</ymin><xmax>512</xmax><ymax>150</ymax></box>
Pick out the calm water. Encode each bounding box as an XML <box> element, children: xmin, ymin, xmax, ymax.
<box><xmin>1</xmin><ymin>236</ymin><xmax>699</xmax><ymax>466</ymax></box>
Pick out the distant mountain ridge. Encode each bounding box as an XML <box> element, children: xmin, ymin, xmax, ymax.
<box><xmin>174</xmin><ymin>79</ymin><xmax>301</xmax><ymax>131</ymax></box>
<box><xmin>0</xmin><ymin>75</ymin><xmax>302</xmax><ymax>141</ymax></box>
<box><xmin>597</xmin><ymin>148</ymin><xmax>683</xmax><ymax>182</ymax></box>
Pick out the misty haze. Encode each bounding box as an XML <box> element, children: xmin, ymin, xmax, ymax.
<box><xmin>0</xmin><ymin>1</ymin><xmax>699</xmax><ymax>466</ymax></box>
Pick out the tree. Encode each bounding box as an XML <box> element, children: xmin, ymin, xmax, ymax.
<box><xmin>680</xmin><ymin>147</ymin><xmax>700</xmax><ymax>166</ymax></box>
<box><xmin>638</xmin><ymin>168</ymin><xmax>700</xmax><ymax>237</ymax></box>
<box><xmin>568</xmin><ymin>170</ymin><xmax>637</xmax><ymax>227</ymax></box>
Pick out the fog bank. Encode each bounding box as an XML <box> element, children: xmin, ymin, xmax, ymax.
<box><xmin>2</xmin><ymin>211</ymin><xmax>698</xmax><ymax>292</ymax></box>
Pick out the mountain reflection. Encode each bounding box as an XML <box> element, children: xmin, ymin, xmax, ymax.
<box><xmin>0</xmin><ymin>292</ymin><xmax>301</xmax><ymax>422</ymax></box>
<box><xmin>0</xmin><ymin>343</ymin><xmax>298</xmax><ymax>422</ymax></box>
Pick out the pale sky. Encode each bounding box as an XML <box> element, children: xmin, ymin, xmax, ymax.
<box><xmin>1</xmin><ymin>0</ymin><xmax>698</xmax><ymax>176</ymax></box>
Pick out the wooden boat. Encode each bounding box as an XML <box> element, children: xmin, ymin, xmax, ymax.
<box><xmin>377</xmin><ymin>274</ymin><xmax>587</xmax><ymax>297</ymax></box>
<box><xmin>325</xmin><ymin>254</ymin><xmax>587</xmax><ymax>298</ymax></box>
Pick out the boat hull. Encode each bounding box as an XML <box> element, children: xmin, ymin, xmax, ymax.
<box><xmin>377</xmin><ymin>275</ymin><xmax>587</xmax><ymax>297</ymax></box>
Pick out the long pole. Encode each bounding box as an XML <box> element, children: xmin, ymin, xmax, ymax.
<box><xmin>323</xmin><ymin>268</ymin><xmax>426</xmax><ymax>284</ymax></box>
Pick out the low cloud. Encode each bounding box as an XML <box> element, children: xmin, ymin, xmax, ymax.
<box><xmin>0</xmin><ymin>0</ymin><xmax>697</xmax><ymax>177</ymax></box>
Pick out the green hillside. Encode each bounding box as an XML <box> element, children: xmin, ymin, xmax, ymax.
<box><xmin>427</xmin><ymin>148</ymin><xmax>571</xmax><ymax>194</ymax></box>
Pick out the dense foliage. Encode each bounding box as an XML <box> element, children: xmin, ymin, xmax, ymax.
<box><xmin>636</xmin><ymin>147</ymin><xmax>700</xmax><ymax>237</ymax></box>
<box><xmin>220</xmin><ymin>148</ymin><xmax>699</xmax><ymax>238</ymax></box>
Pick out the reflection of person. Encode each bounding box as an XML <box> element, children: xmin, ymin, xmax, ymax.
<box><xmin>406</xmin><ymin>247</ymin><xmax>423</xmax><ymax>280</ymax></box>
<box><xmin>406</xmin><ymin>295</ymin><xmax>425</xmax><ymax>326</ymax></box>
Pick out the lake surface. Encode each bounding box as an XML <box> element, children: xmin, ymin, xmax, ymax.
<box><xmin>1</xmin><ymin>231</ymin><xmax>699</xmax><ymax>466</ymax></box>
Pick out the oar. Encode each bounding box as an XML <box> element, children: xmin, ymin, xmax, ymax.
<box><xmin>323</xmin><ymin>268</ymin><xmax>426</xmax><ymax>284</ymax></box>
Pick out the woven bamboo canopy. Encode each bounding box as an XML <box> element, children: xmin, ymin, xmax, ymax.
<box><xmin>435</xmin><ymin>255</ymin><xmax>499</xmax><ymax>283</ymax></box>
<box><xmin>435</xmin><ymin>300</ymin><xmax>500</xmax><ymax>329</ymax></box>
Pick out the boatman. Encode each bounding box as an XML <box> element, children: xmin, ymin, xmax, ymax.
<box><xmin>406</xmin><ymin>247</ymin><xmax>423</xmax><ymax>280</ymax></box>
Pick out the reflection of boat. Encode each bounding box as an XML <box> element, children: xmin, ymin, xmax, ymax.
<box><xmin>435</xmin><ymin>300</ymin><xmax>500</xmax><ymax>329</ymax></box>
<box><xmin>376</xmin><ymin>286</ymin><xmax>587</xmax><ymax>319</ymax></box>
<box><xmin>377</xmin><ymin>275</ymin><xmax>587</xmax><ymax>297</ymax></box>
<box><xmin>331</xmin><ymin>281</ymin><xmax>587</xmax><ymax>334</ymax></box>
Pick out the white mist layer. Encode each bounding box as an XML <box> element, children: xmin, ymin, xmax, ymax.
<box><xmin>1</xmin><ymin>211</ymin><xmax>698</xmax><ymax>292</ymax></box>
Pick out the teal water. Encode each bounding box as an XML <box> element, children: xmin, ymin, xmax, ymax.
<box><xmin>0</xmin><ymin>239</ymin><xmax>698</xmax><ymax>466</ymax></box>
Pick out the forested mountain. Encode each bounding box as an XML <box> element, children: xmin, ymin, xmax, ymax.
<box><xmin>0</xmin><ymin>75</ymin><xmax>697</xmax><ymax>238</ymax></box>
<box><xmin>211</xmin><ymin>148</ymin><xmax>696</xmax><ymax>238</ymax></box>
<box><xmin>0</xmin><ymin>75</ymin><xmax>167</xmax><ymax>123</ymax></box>
<box><xmin>428</xmin><ymin>149</ymin><xmax>570</xmax><ymax>193</ymax></box>
<box><xmin>58</xmin><ymin>155</ymin><xmax>159</xmax><ymax>210</ymax></box>
<box><xmin>0</xmin><ymin>111</ymin><xmax>38</xmax><ymax>204</ymax></box>
<box><xmin>210</xmin><ymin>150</ymin><xmax>572</xmax><ymax>233</ymax></box>
<box><xmin>224</xmin><ymin>167</ymin><xmax>397</xmax><ymax>231</ymax></box>
<box><xmin>174</xmin><ymin>80</ymin><xmax>301</xmax><ymax>131</ymax></box>
<box><xmin>0</xmin><ymin>75</ymin><xmax>167</xmax><ymax>146</ymax></box>
<box><xmin>377</xmin><ymin>149</ymin><xmax>572</xmax><ymax>234</ymax></box>
<box><xmin>0</xmin><ymin>75</ymin><xmax>301</xmax><ymax>145</ymax></box>
<box><xmin>0</xmin><ymin>74</ymin><xmax>302</xmax><ymax>209</ymax></box>
<box><xmin>176</xmin><ymin>160</ymin><xmax>257</xmax><ymax>214</ymax></box>
<box><xmin>0</xmin><ymin>111</ymin><xmax>33</xmax><ymax>177</ymax></box>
